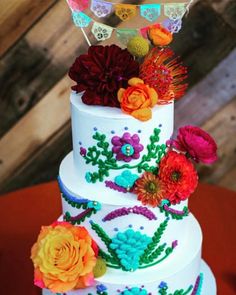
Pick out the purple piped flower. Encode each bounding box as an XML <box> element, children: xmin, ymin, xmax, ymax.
<box><xmin>111</xmin><ymin>132</ymin><xmax>144</xmax><ymax>162</ymax></box>
<box><xmin>80</xmin><ymin>147</ymin><xmax>87</xmax><ymax>157</ymax></box>
<box><xmin>172</xmin><ymin>240</ymin><xmax>178</xmax><ymax>249</ymax></box>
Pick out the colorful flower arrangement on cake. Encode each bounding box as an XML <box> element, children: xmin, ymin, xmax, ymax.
<box><xmin>69</xmin><ymin>24</ymin><xmax>188</xmax><ymax>121</ymax></box>
<box><xmin>31</xmin><ymin>221</ymin><xmax>102</xmax><ymax>293</ymax></box>
<box><xmin>132</xmin><ymin>125</ymin><xmax>217</xmax><ymax>207</ymax></box>
<box><xmin>79</xmin><ymin>124</ymin><xmax>217</xmax><ymax>208</ymax></box>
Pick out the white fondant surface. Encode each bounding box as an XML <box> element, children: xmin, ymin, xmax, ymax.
<box><xmin>70</xmin><ymin>91</ymin><xmax>174</xmax><ymax>188</ymax></box>
<box><xmin>41</xmin><ymin>214</ymin><xmax>207</xmax><ymax>294</ymax></box>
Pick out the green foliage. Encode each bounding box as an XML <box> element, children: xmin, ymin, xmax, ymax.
<box><xmin>160</xmin><ymin>205</ymin><xmax>189</xmax><ymax>220</ymax></box>
<box><xmin>140</xmin><ymin>218</ymin><xmax>169</xmax><ymax>264</ymax></box>
<box><xmin>82</xmin><ymin>128</ymin><xmax>166</xmax><ymax>183</ymax></box>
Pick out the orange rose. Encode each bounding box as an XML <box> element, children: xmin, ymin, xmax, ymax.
<box><xmin>148</xmin><ymin>24</ymin><xmax>173</xmax><ymax>46</ymax></box>
<box><xmin>31</xmin><ymin>222</ymin><xmax>97</xmax><ymax>293</ymax></box>
<box><xmin>118</xmin><ymin>78</ymin><xmax>158</xmax><ymax>121</ymax></box>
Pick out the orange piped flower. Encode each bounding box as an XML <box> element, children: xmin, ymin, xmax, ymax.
<box><xmin>31</xmin><ymin>222</ymin><xmax>97</xmax><ymax>293</ymax></box>
<box><xmin>140</xmin><ymin>47</ymin><xmax>188</xmax><ymax>104</ymax></box>
<box><xmin>134</xmin><ymin>172</ymin><xmax>165</xmax><ymax>207</ymax></box>
<box><xmin>118</xmin><ymin>78</ymin><xmax>158</xmax><ymax>121</ymax></box>
<box><xmin>148</xmin><ymin>24</ymin><xmax>173</xmax><ymax>46</ymax></box>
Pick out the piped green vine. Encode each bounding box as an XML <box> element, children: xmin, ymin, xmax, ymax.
<box><xmin>89</xmin><ymin>218</ymin><xmax>175</xmax><ymax>271</ymax></box>
<box><xmin>83</xmin><ymin>128</ymin><xmax>166</xmax><ymax>183</ymax></box>
<box><xmin>159</xmin><ymin>200</ymin><xmax>189</xmax><ymax>220</ymax></box>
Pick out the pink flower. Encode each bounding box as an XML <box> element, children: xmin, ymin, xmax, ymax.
<box><xmin>168</xmin><ymin>126</ymin><xmax>217</xmax><ymax>164</ymax></box>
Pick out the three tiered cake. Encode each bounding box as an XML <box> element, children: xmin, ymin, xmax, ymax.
<box><xmin>31</xmin><ymin>6</ymin><xmax>217</xmax><ymax>295</ymax></box>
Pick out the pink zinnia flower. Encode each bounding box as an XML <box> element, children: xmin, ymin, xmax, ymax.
<box><xmin>168</xmin><ymin>125</ymin><xmax>217</xmax><ymax>164</ymax></box>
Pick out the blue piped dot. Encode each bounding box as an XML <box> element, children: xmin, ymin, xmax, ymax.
<box><xmin>78</xmin><ymin>141</ymin><xmax>82</xmax><ymax>145</ymax></box>
<box><xmin>124</xmin><ymin>127</ymin><xmax>128</xmax><ymax>130</ymax></box>
<box><xmin>93</xmin><ymin>127</ymin><xmax>98</xmax><ymax>131</ymax></box>
<box><xmin>159</xmin><ymin>124</ymin><xmax>162</xmax><ymax>128</ymax></box>
<box><xmin>89</xmin><ymin>220</ymin><xmax>94</xmax><ymax>225</ymax></box>
<box><xmin>114</xmin><ymin>227</ymin><xmax>119</xmax><ymax>232</ymax></box>
<box><xmin>140</xmin><ymin>226</ymin><xmax>144</xmax><ymax>230</ymax></box>
<box><xmin>111</xmin><ymin>130</ymin><xmax>115</xmax><ymax>134</ymax></box>
<box><xmin>138</xmin><ymin>129</ymin><xmax>142</xmax><ymax>133</ymax></box>
<box><xmin>128</xmin><ymin>224</ymin><xmax>133</xmax><ymax>228</ymax></box>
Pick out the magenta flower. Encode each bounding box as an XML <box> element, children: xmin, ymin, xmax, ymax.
<box><xmin>168</xmin><ymin>126</ymin><xmax>217</xmax><ymax>164</ymax></box>
<box><xmin>111</xmin><ymin>132</ymin><xmax>144</xmax><ymax>162</ymax></box>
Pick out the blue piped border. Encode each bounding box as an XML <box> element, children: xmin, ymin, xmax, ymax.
<box><xmin>57</xmin><ymin>175</ymin><xmax>90</xmax><ymax>204</ymax></box>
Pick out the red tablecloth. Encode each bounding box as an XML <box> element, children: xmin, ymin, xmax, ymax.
<box><xmin>0</xmin><ymin>182</ymin><xmax>235</xmax><ymax>295</ymax></box>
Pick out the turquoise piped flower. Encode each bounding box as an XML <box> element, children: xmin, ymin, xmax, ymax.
<box><xmin>110</xmin><ymin>229</ymin><xmax>151</xmax><ymax>271</ymax></box>
<box><xmin>160</xmin><ymin>199</ymin><xmax>170</xmax><ymax>207</ymax></box>
<box><xmin>114</xmin><ymin>170</ymin><xmax>139</xmax><ymax>190</ymax></box>
<box><xmin>87</xmin><ymin>201</ymin><xmax>102</xmax><ymax>211</ymax></box>
<box><xmin>85</xmin><ymin>172</ymin><xmax>92</xmax><ymax>183</ymax></box>
<box><xmin>122</xmin><ymin>287</ymin><xmax>148</xmax><ymax>295</ymax></box>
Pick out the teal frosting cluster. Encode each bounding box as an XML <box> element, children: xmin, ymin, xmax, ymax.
<box><xmin>110</xmin><ymin>229</ymin><xmax>151</xmax><ymax>271</ymax></box>
<box><xmin>114</xmin><ymin>170</ymin><xmax>139</xmax><ymax>190</ymax></box>
<box><xmin>87</xmin><ymin>201</ymin><xmax>102</xmax><ymax>211</ymax></box>
<box><xmin>122</xmin><ymin>287</ymin><xmax>148</xmax><ymax>295</ymax></box>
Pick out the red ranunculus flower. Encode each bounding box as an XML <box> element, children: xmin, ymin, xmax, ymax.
<box><xmin>69</xmin><ymin>45</ymin><xmax>139</xmax><ymax>107</ymax></box>
<box><xmin>168</xmin><ymin>125</ymin><xmax>217</xmax><ymax>164</ymax></box>
<box><xmin>159</xmin><ymin>151</ymin><xmax>198</xmax><ymax>204</ymax></box>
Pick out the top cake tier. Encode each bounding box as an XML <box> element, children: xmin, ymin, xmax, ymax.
<box><xmin>71</xmin><ymin>91</ymin><xmax>174</xmax><ymax>196</ymax></box>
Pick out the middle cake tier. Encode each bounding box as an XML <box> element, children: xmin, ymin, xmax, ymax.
<box><xmin>59</xmin><ymin>156</ymin><xmax>191</xmax><ymax>272</ymax></box>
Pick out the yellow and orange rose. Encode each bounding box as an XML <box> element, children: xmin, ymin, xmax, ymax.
<box><xmin>31</xmin><ymin>221</ymin><xmax>98</xmax><ymax>293</ymax></box>
<box><xmin>118</xmin><ymin>78</ymin><xmax>158</xmax><ymax>121</ymax></box>
<box><xmin>148</xmin><ymin>24</ymin><xmax>173</xmax><ymax>46</ymax></box>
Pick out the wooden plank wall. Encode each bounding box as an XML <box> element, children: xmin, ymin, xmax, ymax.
<box><xmin>0</xmin><ymin>0</ymin><xmax>236</xmax><ymax>194</ymax></box>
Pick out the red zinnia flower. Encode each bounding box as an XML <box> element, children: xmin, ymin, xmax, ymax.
<box><xmin>134</xmin><ymin>172</ymin><xmax>165</xmax><ymax>207</ymax></box>
<box><xmin>167</xmin><ymin>125</ymin><xmax>218</xmax><ymax>164</ymax></box>
<box><xmin>69</xmin><ymin>45</ymin><xmax>139</xmax><ymax>107</ymax></box>
<box><xmin>159</xmin><ymin>151</ymin><xmax>198</xmax><ymax>204</ymax></box>
<box><xmin>140</xmin><ymin>47</ymin><xmax>188</xmax><ymax>104</ymax></box>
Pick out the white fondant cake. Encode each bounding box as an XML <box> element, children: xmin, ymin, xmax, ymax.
<box><xmin>40</xmin><ymin>91</ymin><xmax>216</xmax><ymax>294</ymax></box>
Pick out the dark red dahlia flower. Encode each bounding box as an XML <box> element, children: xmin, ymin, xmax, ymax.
<box><xmin>69</xmin><ymin>45</ymin><xmax>139</xmax><ymax>107</ymax></box>
<box><xmin>167</xmin><ymin>125</ymin><xmax>218</xmax><ymax>164</ymax></box>
<box><xmin>159</xmin><ymin>151</ymin><xmax>198</xmax><ymax>204</ymax></box>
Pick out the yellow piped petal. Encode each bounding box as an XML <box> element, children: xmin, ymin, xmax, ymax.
<box><xmin>128</xmin><ymin>77</ymin><xmax>144</xmax><ymax>86</ymax></box>
<box><xmin>117</xmin><ymin>88</ymin><xmax>125</xmax><ymax>102</ymax></box>
<box><xmin>131</xmin><ymin>108</ymin><xmax>152</xmax><ymax>121</ymax></box>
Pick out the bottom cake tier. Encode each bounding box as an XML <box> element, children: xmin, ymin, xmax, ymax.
<box><xmin>42</xmin><ymin>260</ymin><xmax>216</xmax><ymax>295</ymax></box>
<box><xmin>41</xmin><ymin>214</ymin><xmax>216</xmax><ymax>295</ymax></box>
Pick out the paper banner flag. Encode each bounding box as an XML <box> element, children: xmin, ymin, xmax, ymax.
<box><xmin>163</xmin><ymin>18</ymin><xmax>182</xmax><ymax>33</ymax></box>
<box><xmin>72</xmin><ymin>11</ymin><xmax>92</xmax><ymax>27</ymax></box>
<box><xmin>68</xmin><ymin>0</ymin><xmax>89</xmax><ymax>12</ymax></box>
<box><xmin>116</xmin><ymin>28</ymin><xmax>138</xmax><ymax>45</ymax></box>
<box><xmin>92</xmin><ymin>22</ymin><xmax>113</xmax><ymax>41</ymax></box>
<box><xmin>164</xmin><ymin>3</ymin><xmax>186</xmax><ymax>21</ymax></box>
<box><xmin>115</xmin><ymin>4</ymin><xmax>137</xmax><ymax>21</ymax></box>
<box><xmin>140</xmin><ymin>4</ymin><xmax>161</xmax><ymax>22</ymax></box>
<box><xmin>91</xmin><ymin>0</ymin><xmax>113</xmax><ymax>18</ymax></box>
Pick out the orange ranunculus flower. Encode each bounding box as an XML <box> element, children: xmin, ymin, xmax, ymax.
<box><xmin>118</xmin><ymin>78</ymin><xmax>158</xmax><ymax>121</ymax></box>
<box><xmin>31</xmin><ymin>221</ymin><xmax>98</xmax><ymax>293</ymax></box>
<box><xmin>148</xmin><ymin>24</ymin><xmax>173</xmax><ymax>46</ymax></box>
